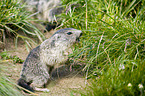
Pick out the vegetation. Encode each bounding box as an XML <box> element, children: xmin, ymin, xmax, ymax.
<box><xmin>0</xmin><ymin>51</ymin><xmax>24</xmax><ymax>63</ymax></box>
<box><xmin>60</xmin><ymin>0</ymin><xmax>145</xmax><ymax>95</ymax></box>
<box><xmin>0</xmin><ymin>0</ymin><xmax>45</xmax><ymax>50</ymax></box>
<box><xmin>0</xmin><ymin>75</ymin><xmax>24</xmax><ymax>96</ymax></box>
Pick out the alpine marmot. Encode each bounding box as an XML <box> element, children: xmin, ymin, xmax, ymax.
<box><xmin>18</xmin><ymin>28</ymin><xmax>82</xmax><ymax>92</ymax></box>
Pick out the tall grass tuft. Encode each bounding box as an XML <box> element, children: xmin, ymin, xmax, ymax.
<box><xmin>60</xmin><ymin>0</ymin><xmax>145</xmax><ymax>95</ymax></box>
<box><xmin>0</xmin><ymin>0</ymin><xmax>45</xmax><ymax>50</ymax></box>
<box><xmin>0</xmin><ymin>75</ymin><xmax>24</xmax><ymax>96</ymax></box>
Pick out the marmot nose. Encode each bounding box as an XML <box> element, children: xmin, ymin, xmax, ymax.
<box><xmin>80</xmin><ymin>33</ymin><xmax>83</xmax><ymax>37</ymax></box>
<box><xmin>76</xmin><ymin>32</ymin><xmax>82</xmax><ymax>42</ymax></box>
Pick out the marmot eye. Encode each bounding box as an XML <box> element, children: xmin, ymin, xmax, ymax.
<box><xmin>67</xmin><ymin>32</ymin><xmax>73</xmax><ymax>35</ymax></box>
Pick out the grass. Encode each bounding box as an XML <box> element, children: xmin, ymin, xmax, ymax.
<box><xmin>0</xmin><ymin>51</ymin><xmax>24</xmax><ymax>63</ymax></box>
<box><xmin>0</xmin><ymin>0</ymin><xmax>45</xmax><ymax>51</ymax></box>
<box><xmin>0</xmin><ymin>76</ymin><xmax>24</xmax><ymax>96</ymax></box>
<box><xmin>0</xmin><ymin>61</ymin><xmax>24</xmax><ymax>96</ymax></box>
<box><xmin>59</xmin><ymin>0</ymin><xmax>145</xmax><ymax>95</ymax></box>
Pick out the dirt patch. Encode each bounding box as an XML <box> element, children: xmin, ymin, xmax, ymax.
<box><xmin>45</xmin><ymin>77</ymin><xmax>85</xmax><ymax>96</ymax></box>
<box><xmin>1</xmin><ymin>30</ymin><xmax>86</xmax><ymax>96</ymax></box>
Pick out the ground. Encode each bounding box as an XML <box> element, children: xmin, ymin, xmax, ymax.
<box><xmin>0</xmin><ymin>30</ymin><xmax>86</xmax><ymax>96</ymax></box>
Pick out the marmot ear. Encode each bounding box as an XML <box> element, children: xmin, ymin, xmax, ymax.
<box><xmin>57</xmin><ymin>35</ymin><xmax>61</xmax><ymax>39</ymax></box>
<box><xmin>54</xmin><ymin>34</ymin><xmax>61</xmax><ymax>40</ymax></box>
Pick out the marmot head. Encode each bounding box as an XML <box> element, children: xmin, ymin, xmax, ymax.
<box><xmin>41</xmin><ymin>28</ymin><xmax>82</xmax><ymax>50</ymax></box>
<box><xmin>50</xmin><ymin>28</ymin><xmax>82</xmax><ymax>47</ymax></box>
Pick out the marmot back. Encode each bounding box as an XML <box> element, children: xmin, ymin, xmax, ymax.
<box><xmin>18</xmin><ymin>28</ymin><xmax>82</xmax><ymax>92</ymax></box>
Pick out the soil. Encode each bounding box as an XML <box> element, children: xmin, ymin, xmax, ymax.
<box><xmin>1</xmin><ymin>29</ymin><xmax>86</xmax><ymax>96</ymax></box>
